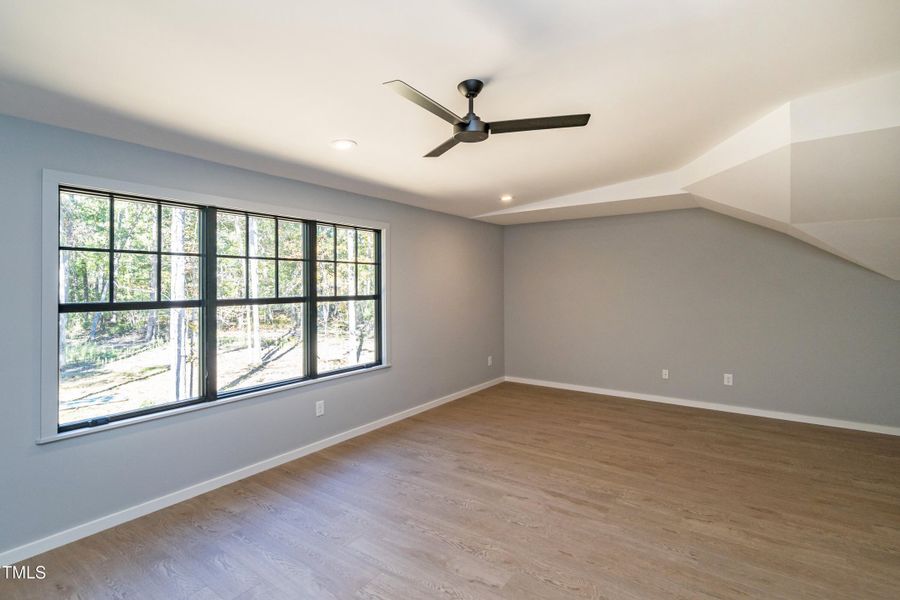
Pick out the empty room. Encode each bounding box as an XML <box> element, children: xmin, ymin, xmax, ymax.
<box><xmin>2</xmin><ymin>1</ymin><xmax>899</xmax><ymax>598</ymax></box>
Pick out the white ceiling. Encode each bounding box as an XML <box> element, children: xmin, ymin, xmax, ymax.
<box><xmin>1</xmin><ymin>1</ymin><xmax>899</xmax><ymax>218</ymax></box>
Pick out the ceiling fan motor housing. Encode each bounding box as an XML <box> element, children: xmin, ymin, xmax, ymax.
<box><xmin>454</xmin><ymin>118</ymin><xmax>489</xmax><ymax>143</ymax></box>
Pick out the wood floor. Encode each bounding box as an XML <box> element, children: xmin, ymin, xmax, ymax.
<box><xmin>4</xmin><ymin>382</ymin><xmax>900</xmax><ymax>599</ymax></box>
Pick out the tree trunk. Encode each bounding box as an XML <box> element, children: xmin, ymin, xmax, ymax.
<box><xmin>89</xmin><ymin>310</ymin><xmax>102</xmax><ymax>340</ymax></box>
<box><xmin>348</xmin><ymin>300</ymin><xmax>357</xmax><ymax>338</ymax></box>
<box><xmin>168</xmin><ymin>208</ymin><xmax>187</xmax><ymax>399</ymax></box>
<box><xmin>349</xmin><ymin>300</ymin><xmax>359</xmax><ymax>361</ymax></box>
<box><xmin>188</xmin><ymin>321</ymin><xmax>195</xmax><ymax>397</ymax></box>
<box><xmin>145</xmin><ymin>262</ymin><xmax>158</xmax><ymax>342</ymax></box>
<box><xmin>248</xmin><ymin>218</ymin><xmax>262</xmax><ymax>364</ymax></box>
<box><xmin>59</xmin><ymin>248</ymin><xmax>70</xmax><ymax>369</ymax></box>
<box><xmin>92</xmin><ymin>208</ymin><xmax>127</xmax><ymax>341</ymax></box>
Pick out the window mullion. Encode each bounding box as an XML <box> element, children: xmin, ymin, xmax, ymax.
<box><xmin>244</xmin><ymin>214</ymin><xmax>250</xmax><ymax>299</ymax></box>
<box><xmin>274</xmin><ymin>217</ymin><xmax>280</xmax><ymax>298</ymax></box>
<box><xmin>156</xmin><ymin>203</ymin><xmax>162</xmax><ymax>301</ymax></box>
<box><xmin>108</xmin><ymin>194</ymin><xmax>115</xmax><ymax>303</ymax></box>
<box><xmin>306</xmin><ymin>221</ymin><xmax>317</xmax><ymax>378</ymax></box>
<box><xmin>204</xmin><ymin>207</ymin><xmax>218</xmax><ymax>401</ymax></box>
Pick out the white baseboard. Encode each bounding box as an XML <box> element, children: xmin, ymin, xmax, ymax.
<box><xmin>1</xmin><ymin>377</ymin><xmax>504</xmax><ymax>566</ymax></box>
<box><xmin>505</xmin><ymin>376</ymin><xmax>900</xmax><ymax>437</ymax></box>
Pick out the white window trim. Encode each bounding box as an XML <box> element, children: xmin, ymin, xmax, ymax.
<box><xmin>39</xmin><ymin>169</ymin><xmax>391</xmax><ymax>444</ymax></box>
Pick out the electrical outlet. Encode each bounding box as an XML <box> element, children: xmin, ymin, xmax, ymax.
<box><xmin>488</xmin><ymin>355</ymin><xmax>493</xmax><ymax>367</ymax></box>
<box><xmin>662</xmin><ymin>369</ymin><xmax>669</xmax><ymax>380</ymax></box>
<box><xmin>723</xmin><ymin>373</ymin><xmax>733</xmax><ymax>386</ymax></box>
<box><xmin>315</xmin><ymin>400</ymin><xmax>325</xmax><ymax>417</ymax></box>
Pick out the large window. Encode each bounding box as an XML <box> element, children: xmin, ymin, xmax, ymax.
<box><xmin>55</xmin><ymin>186</ymin><xmax>382</xmax><ymax>434</ymax></box>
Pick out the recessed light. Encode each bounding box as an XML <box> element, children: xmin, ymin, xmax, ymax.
<box><xmin>500</xmin><ymin>194</ymin><xmax>514</xmax><ymax>202</ymax></box>
<box><xmin>331</xmin><ymin>139</ymin><xmax>357</xmax><ymax>151</ymax></box>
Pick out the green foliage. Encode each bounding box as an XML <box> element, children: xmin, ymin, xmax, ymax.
<box><xmin>279</xmin><ymin>260</ymin><xmax>303</xmax><ymax>296</ymax></box>
<box><xmin>60</xmin><ymin>195</ymin><xmax>202</xmax><ymax>305</ymax></box>
<box><xmin>337</xmin><ymin>263</ymin><xmax>355</xmax><ymax>295</ymax></box>
<box><xmin>358</xmin><ymin>264</ymin><xmax>376</xmax><ymax>294</ymax></box>
<box><xmin>357</xmin><ymin>230</ymin><xmax>376</xmax><ymax>262</ymax></box>
<box><xmin>161</xmin><ymin>255</ymin><xmax>200</xmax><ymax>300</ymax></box>
<box><xmin>317</xmin><ymin>224</ymin><xmax>335</xmax><ymax>259</ymax></box>
<box><xmin>114</xmin><ymin>199</ymin><xmax>156</xmax><ymax>250</ymax></box>
<box><xmin>217</xmin><ymin>258</ymin><xmax>246</xmax><ymax>299</ymax></box>
<box><xmin>217</xmin><ymin>212</ymin><xmax>245</xmax><ymax>255</ymax></box>
<box><xmin>278</xmin><ymin>220</ymin><xmax>304</xmax><ymax>258</ymax></box>
<box><xmin>161</xmin><ymin>205</ymin><xmax>200</xmax><ymax>253</ymax></box>
<box><xmin>317</xmin><ymin>261</ymin><xmax>335</xmax><ymax>295</ymax></box>
<box><xmin>336</xmin><ymin>227</ymin><xmax>355</xmax><ymax>260</ymax></box>
<box><xmin>60</xmin><ymin>250</ymin><xmax>109</xmax><ymax>302</ymax></box>
<box><xmin>60</xmin><ymin>191</ymin><xmax>109</xmax><ymax>248</ymax></box>
<box><xmin>250</xmin><ymin>259</ymin><xmax>276</xmax><ymax>297</ymax></box>
<box><xmin>249</xmin><ymin>216</ymin><xmax>275</xmax><ymax>257</ymax></box>
<box><xmin>114</xmin><ymin>253</ymin><xmax>155</xmax><ymax>301</ymax></box>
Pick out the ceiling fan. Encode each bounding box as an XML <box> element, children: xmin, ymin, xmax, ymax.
<box><xmin>384</xmin><ymin>78</ymin><xmax>591</xmax><ymax>157</ymax></box>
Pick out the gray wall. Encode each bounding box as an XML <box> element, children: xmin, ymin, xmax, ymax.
<box><xmin>504</xmin><ymin>209</ymin><xmax>900</xmax><ymax>426</ymax></box>
<box><xmin>0</xmin><ymin>115</ymin><xmax>504</xmax><ymax>554</ymax></box>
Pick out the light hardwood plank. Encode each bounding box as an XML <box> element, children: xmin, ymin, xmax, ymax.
<box><xmin>3</xmin><ymin>383</ymin><xmax>898</xmax><ymax>599</ymax></box>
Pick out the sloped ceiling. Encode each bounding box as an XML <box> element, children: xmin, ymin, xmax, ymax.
<box><xmin>481</xmin><ymin>71</ymin><xmax>900</xmax><ymax>279</ymax></box>
<box><xmin>1</xmin><ymin>1</ymin><xmax>900</xmax><ymax>217</ymax></box>
<box><xmin>0</xmin><ymin>2</ymin><xmax>898</xmax><ymax>277</ymax></box>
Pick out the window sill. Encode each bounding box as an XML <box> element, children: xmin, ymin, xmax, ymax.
<box><xmin>36</xmin><ymin>363</ymin><xmax>391</xmax><ymax>445</ymax></box>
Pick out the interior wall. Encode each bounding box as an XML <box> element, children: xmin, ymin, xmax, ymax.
<box><xmin>504</xmin><ymin>209</ymin><xmax>900</xmax><ymax>427</ymax></box>
<box><xmin>0</xmin><ymin>115</ymin><xmax>504</xmax><ymax>555</ymax></box>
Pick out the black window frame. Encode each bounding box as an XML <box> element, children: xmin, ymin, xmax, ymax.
<box><xmin>57</xmin><ymin>186</ymin><xmax>383</xmax><ymax>433</ymax></box>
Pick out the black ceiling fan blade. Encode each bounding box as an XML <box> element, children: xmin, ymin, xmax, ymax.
<box><xmin>424</xmin><ymin>138</ymin><xmax>460</xmax><ymax>158</ymax></box>
<box><xmin>490</xmin><ymin>113</ymin><xmax>591</xmax><ymax>134</ymax></box>
<box><xmin>384</xmin><ymin>80</ymin><xmax>465</xmax><ymax>126</ymax></box>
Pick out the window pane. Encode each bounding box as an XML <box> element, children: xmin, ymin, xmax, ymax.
<box><xmin>249</xmin><ymin>258</ymin><xmax>276</xmax><ymax>298</ymax></box>
<box><xmin>60</xmin><ymin>250</ymin><xmax>109</xmax><ymax>303</ymax></box>
<box><xmin>162</xmin><ymin>205</ymin><xmax>200</xmax><ymax>254</ymax></box>
<box><xmin>336</xmin><ymin>263</ymin><xmax>355</xmax><ymax>296</ymax></box>
<box><xmin>336</xmin><ymin>227</ymin><xmax>355</xmax><ymax>261</ymax></box>
<box><xmin>60</xmin><ymin>191</ymin><xmax>109</xmax><ymax>249</ymax></box>
<box><xmin>317</xmin><ymin>300</ymin><xmax>376</xmax><ymax>373</ymax></box>
<box><xmin>217</xmin><ymin>212</ymin><xmax>246</xmax><ymax>256</ymax></box>
<box><xmin>217</xmin><ymin>304</ymin><xmax>305</xmax><ymax>393</ymax></box>
<box><xmin>358</xmin><ymin>263</ymin><xmax>376</xmax><ymax>295</ymax></box>
<box><xmin>218</xmin><ymin>257</ymin><xmax>246</xmax><ymax>299</ymax></box>
<box><xmin>317</xmin><ymin>224</ymin><xmax>335</xmax><ymax>260</ymax></box>
<box><xmin>58</xmin><ymin>308</ymin><xmax>201</xmax><ymax>426</ymax></box>
<box><xmin>114</xmin><ymin>253</ymin><xmax>157</xmax><ymax>302</ymax></box>
<box><xmin>114</xmin><ymin>199</ymin><xmax>157</xmax><ymax>251</ymax></box>
<box><xmin>248</xmin><ymin>216</ymin><xmax>275</xmax><ymax>257</ymax></box>
<box><xmin>279</xmin><ymin>260</ymin><xmax>304</xmax><ymax>297</ymax></box>
<box><xmin>358</xmin><ymin>230</ymin><xmax>376</xmax><ymax>262</ymax></box>
<box><xmin>317</xmin><ymin>261</ymin><xmax>335</xmax><ymax>296</ymax></box>
<box><xmin>161</xmin><ymin>255</ymin><xmax>200</xmax><ymax>300</ymax></box>
<box><xmin>279</xmin><ymin>220</ymin><xmax>303</xmax><ymax>258</ymax></box>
